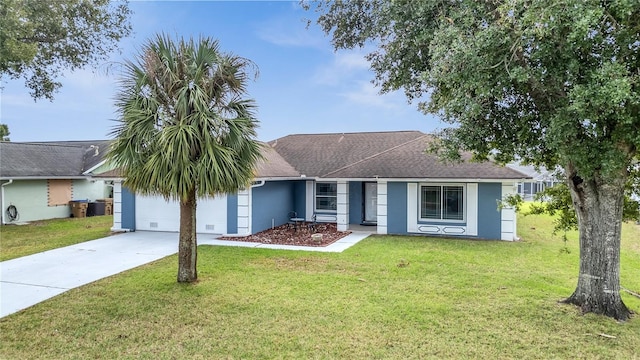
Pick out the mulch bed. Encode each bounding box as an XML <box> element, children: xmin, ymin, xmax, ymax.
<box><xmin>219</xmin><ymin>222</ymin><xmax>351</xmax><ymax>247</ymax></box>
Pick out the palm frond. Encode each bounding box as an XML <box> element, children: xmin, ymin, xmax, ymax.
<box><xmin>107</xmin><ymin>33</ymin><xmax>263</xmax><ymax>201</ymax></box>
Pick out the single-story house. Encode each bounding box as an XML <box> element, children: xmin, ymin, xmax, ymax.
<box><xmin>107</xmin><ymin>131</ymin><xmax>529</xmax><ymax>241</ymax></box>
<box><xmin>506</xmin><ymin>163</ymin><xmax>559</xmax><ymax>201</ymax></box>
<box><xmin>0</xmin><ymin>141</ymin><xmax>112</xmax><ymax>223</ymax></box>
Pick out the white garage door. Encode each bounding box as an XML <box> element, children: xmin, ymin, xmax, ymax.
<box><xmin>135</xmin><ymin>194</ymin><xmax>227</xmax><ymax>234</ymax></box>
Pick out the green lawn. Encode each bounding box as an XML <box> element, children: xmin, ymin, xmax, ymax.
<box><xmin>0</xmin><ymin>213</ymin><xmax>638</xmax><ymax>359</ymax></box>
<box><xmin>0</xmin><ymin>216</ymin><xmax>114</xmax><ymax>261</ymax></box>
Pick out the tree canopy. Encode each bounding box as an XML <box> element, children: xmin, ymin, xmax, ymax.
<box><xmin>108</xmin><ymin>34</ymin><xmax>263</xmax><ymax>282</ymax></box>
<box><xmin>310</xmin><ymin>0</ymin><xmax>640</xmax><ymax>320</ymax></box>
<box><xmin>0</xmin><ymin>0</ymin><xmax>131</xmax><ymax>100</ymax></box>
<box><xmin>311</xmin><ymin>0</ymin><xmax>639</xmax><ymax>171</ymax></box>
<box><xmin>0</xmin><ymin>124</ymin><xmax>9</xmax><ymax>141</ymax></box>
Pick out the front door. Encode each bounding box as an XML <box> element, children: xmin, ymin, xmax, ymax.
<box><xmin>363</xmin><ymin>182</ymin><xmax>377</xmax><ymax>224</ymax></box>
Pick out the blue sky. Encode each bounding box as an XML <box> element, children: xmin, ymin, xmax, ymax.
<box><xmin>1</xmin><ymin>1</ymin><xmax>441</xmax><ymax>142</ymax></box>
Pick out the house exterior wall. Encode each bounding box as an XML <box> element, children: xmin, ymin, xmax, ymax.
<box><xmin>477</xmin><ymin>183</ymin><xmax>502</xmax><ymax>239</ymax></box>
<box><xmin>387</xmin><ymin>182</ymin><xmax>408</xmax><ymax>234</ymax></box>
<box><xmin>337</xmin><ymin>181</ymin><xmax>349</xmax><ymax>231</ymax></box>
<box><xmin>121</xmin><ymin>186</ymin><xmax>136</xmax><ymax>231</ymax></box>
<box><xmin>380</xmin><ymin>181</ymin><xmax>511</xmax><ymax>240</ymax></box>
<box><xmin>2</xmin><ymin>180</ymin><xmax>66</xmax><ymax>222</ymax></box>
<box><xmin>2</xmin><ymin>179</ymin><xmax>107</xmax><ymax>223</ymax></box>
<box><xmin>226</xmin><ymin>194</ymin><xmax>238</xmax><ymax>234</ymax></box>
<box><xmin>406</xmin><ymin>182</ymin><xmax>474</xmax><ymax>236</ymax></box>
<box><xmin>72</xmin><ymin>179</ymin><xmax>109</xmax><ymax>201</ymax></box>
<box><xmin>348</xmin><ymin>181</ymin><xmax>363</xmax><ymax>224</ymax></box>
<box><xmin>501</xmin><ymin>183</ymin><xmax>518</xmax><ymax>241</ymax></box>
<box><xmin>251</xmin><ymin>181</ymin><xmax>295</xmax><ymax>234</ymax></box>
<box><xmin>112</xmin><ymin>181</ymin><xmax>123</xmax><ymax>231</ymax></box>
<box><xmin>376</xmin><ymin>181</ymin><xmax>388</xmax><ymax>234</ymax></box>
<box><xmin>293</xmin><ymin>181</ymin><xmax>307</xmax><ymax>220</ymax></box>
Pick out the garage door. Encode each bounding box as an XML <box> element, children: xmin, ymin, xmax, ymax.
<box><xmin>135</xmin><ymin>194</ymin><xmax>227</xmax><ymax>234</ymax></box>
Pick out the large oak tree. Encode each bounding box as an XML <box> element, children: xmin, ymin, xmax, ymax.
<box><xmin>310</xmin><ymin>0</ymin><xmax>640</xmax><ymax>320</ymax></box>
<box><xmin>0</xmin><ymin>0</ymin><xmax>131</xmax><ymax>100</ymax></box>
<box><xmin>108</xmin><ymin>34</ymin><xmax>263</xmax><ymax>283</ymax></box>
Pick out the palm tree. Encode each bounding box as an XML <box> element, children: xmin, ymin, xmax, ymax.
<box><xmin>108</xmin><ymin>34</ymin><xmax>263</xmax><ymax>283</ymax></box>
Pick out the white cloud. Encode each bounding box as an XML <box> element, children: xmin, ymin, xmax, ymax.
<box><xmin>62</xmin><ymin>67</ymin><xmax>118</xmax><ymax>90</ymax></box>
<box><xmin>339</xmin><ymin>81</ymin><xmax>403</xmax><ymax>110</ymax></box>
<box><xmin>312</xmin><ymin>50</ymin><xmax>370</xmax><ymax>86</ymax></box>
<box><xmin>256</xmin><ymin>15</ymin><xmax>326</xmax><ymax>49</ymax></box>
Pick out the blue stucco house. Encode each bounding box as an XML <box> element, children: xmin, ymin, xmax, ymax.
<box><xmin>106</xmin><ymin>131</ymin><xmax>529</xmax><ymax>241</ymax></box>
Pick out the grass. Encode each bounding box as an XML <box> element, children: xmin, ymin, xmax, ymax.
<box><xmin>0</xmin><ymin>213</ymin><xmax>639</xmax><ymax>359</ymax></box>
<box><xmin>0</xmin><ymin>216</ymin><xmax>113</xmax><ymax>261</ymax></box>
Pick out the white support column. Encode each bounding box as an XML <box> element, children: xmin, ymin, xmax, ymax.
<box><xmin>306</xmin><ymin>180</ymin><xmax>314</xmax><ymax>221</ymax></box>
<box><xmin>110</xmin><ymin>181</ymin><xmax>123</xmax><ymax>232</ymax></box>
<box><xmin>377</xmin><ymin>180</ymin><xmax>388</xmax><ymax>234</ymax></box>
<box><xmin>407</xmin><ymin>183</ymin><xmax>418</xmax><ymax>233</ymax></box>
<box><xmin>501</xmin><ymin>183</ymin><xmax>517</xmax><ymax>241</ymax></box>
<box><xmin>337</xmin><ymin>181</ymin><xmax>349</xmax><ymax>231</ymax></box>
<box><xmin>237</xmin><ymin>188</ymin><xmax>251</xmax><ymax>235</ymax></box>
<box><xmin>466</xmin><ymin>183</ymin><xmax>478</xmax><ymax>236</ymax></box>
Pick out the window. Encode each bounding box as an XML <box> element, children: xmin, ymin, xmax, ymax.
<box><xmin>315</xmin><ymin>182</ymin><xmax>337</xmax><ymax>211</ymax></box>
<box><xmin>420</xmin><ymin>184</ymin><xmax>464</xmax><ymax>221</ymax></box>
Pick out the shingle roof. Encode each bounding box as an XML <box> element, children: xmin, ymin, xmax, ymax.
<box><xmin>2</xmin><ymin>131</ymin><xmax>528</xmax><ymax>181</ymax></box>
<box><xmin>254</xmin><ymin>144</ymin><xmax>300</xmax><ymax>178</ymax></box>
<box><xmin>0</xmin><ymin>141</ymin><xmax>110</xmax><ymax>179</ymax></box>
<box><xmin>268</xmin><ymin>131</ymin><xmax>425</xmax><ymax>177</ymax></box>
<box><xmin>267</xmin><ymin>131</ymin><xmax>528</xmax><ymax>180</ymax></box>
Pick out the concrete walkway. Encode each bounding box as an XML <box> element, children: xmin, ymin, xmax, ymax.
<box><xmin>0</xmin><ymin>231</ymin><xmax>371</xmax><ymax>318</ymax></box>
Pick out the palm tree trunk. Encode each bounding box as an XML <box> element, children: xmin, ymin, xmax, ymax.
<box><xmin>177</xmin><ymin>188</ymin><xmax>198</xmax><ymax>283</ymax></box>
<box><xmin>562</xmin><ymin>169</ymin><xmax>631</xmax><ymax>321</ymax></box>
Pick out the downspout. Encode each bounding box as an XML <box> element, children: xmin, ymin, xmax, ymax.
<box><xmin>251</xmin><ymin>180</ymin><xmax>265</xmax><ymax>188</ymax></box>
<box><xmin>1</xmin><ymin>179</ymin><xmax>14</xmax><ymax>224</ymax></box>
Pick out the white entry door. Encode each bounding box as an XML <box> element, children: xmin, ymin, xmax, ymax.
<box><xmin>364</xmin><ymin>182</ymin><xmax>377</xmax><ymax>223</ymax></box>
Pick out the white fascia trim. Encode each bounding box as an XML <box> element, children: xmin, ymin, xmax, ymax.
<box><xmin>383</xmin><ymin>178</ymin><xmax>529</xmax><ymax>183</ymax></box>
<box><xmin>0</xmin><ymin>176</ymin><xmax>90</xmax><ymax>180</ymax></box>
<box><xmin>250</xmin><ymin>177</ymin><xmax>529</xmax><ymax>183</ymax></box>
<box><xmin>89</xmin><ymin>176</ymin><xmax>124</xmax><ymax>181</ymax></box>
<box><xmin>82</xmin><ymin>160</ymin><xmax>107</xmax><ymax>175</ymax></box>
<box><xmin>253</xmin><ymin>177</ymin><xmax>309</xmax><ymax>181</ymax></box>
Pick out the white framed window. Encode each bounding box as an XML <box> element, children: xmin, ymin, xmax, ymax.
<box><xmin>420</xmin><ymin>184</ymin><xmax>465</xmax><ymax>221</ymax></box>
<box><xmin>315</xmin><ymin>182</ymin><xmax>337</xmax><ymax>212</ymax></box>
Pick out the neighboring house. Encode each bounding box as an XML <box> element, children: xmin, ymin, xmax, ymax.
<box><xmin>506</xmin><ymin>163</ymin><xmax>560</xmax><ymax>201</ymax></box>
<box><xmin>108</xmin><ymin>131</ymin><xmax>530</xmax><ymax>241</ymax></box>
<box><xmin>0</xmin><ymin>141</ymin><xmax>112</xmax><ymax>224</ymax></box>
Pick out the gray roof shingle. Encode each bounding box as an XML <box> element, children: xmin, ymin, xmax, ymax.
<box><xmin>268</xmin><ymin>131</ymin><xmax>425</xmax><ymax>177</ymax></box>
<box><xmin>254</xmin><ymin>144</ymin><xmax>300</xmax><ymax>178</ymax></box>
<box><xmin>0</xmin><ymin>141</ymin><xmax>110</xmax><ymax>179</ymax></box>
<box><xmin>267</xmin><ymin>131</ymin><xmax>528</xmax><ymax>180</ymax></box>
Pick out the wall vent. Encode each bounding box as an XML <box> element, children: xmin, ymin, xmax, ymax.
<box><xmin>205</xmin><ymin>224</ymin><xmax>215</xmax><ymax>231</ymax></box>
<box><xmin>150</xmin><ymin>222</ymin><xmax>158</xmax><ymax>228</ymax></box>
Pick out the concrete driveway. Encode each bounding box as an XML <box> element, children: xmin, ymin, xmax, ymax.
<box><xmin>1</xmin><ymin>231</ymin><xmax>370</xmax><ymax>318</ymax></box>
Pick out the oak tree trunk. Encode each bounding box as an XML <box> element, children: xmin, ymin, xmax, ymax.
<box><xmin>177</xmin><ymin>188</ymin><xmax>198</xmax><ymax>283</ymax></box>
<box><xmin>564</xmin><ymin>168</ymin><xmax>631</xmax><ymax>321</ymax></box>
